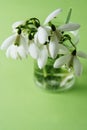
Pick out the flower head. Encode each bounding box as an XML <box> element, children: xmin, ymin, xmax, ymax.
<box><xmin>54</xmin><ymin>48</ymin><xmax>87</xmax><ymax>76</ymax></box>
<box><xmin>1</xmin><ymin>34</ymin><xmax>28</xmax><ymax>59</ymax></box>
<box><xmin>35</xmin><ymin>26</ymin><xmax>50</xmax><ymax>44</ymax></box>
<box><xmin>28</xmin><ymin>39</ymin><xmax>48</xmax><ymax>69</ymax></box>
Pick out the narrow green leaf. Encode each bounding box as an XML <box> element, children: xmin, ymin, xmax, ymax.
<box><xmin>65</xmin><ymin>8</ymin><xmax>72</xmax><ymax>24</ymax></box>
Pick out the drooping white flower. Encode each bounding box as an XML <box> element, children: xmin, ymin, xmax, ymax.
<box><xmin>28</xmin><ymin>40</ymin><xmax>48</xmax><ymax>69</ymax></box>
<box><xmin>54</xmin><ymin>48</ymin><xmax>87</xmax><ymax>76</ymax></box>
<box><xmin>36</xmin><ymin>8</ymin><xmax>62</xmax><ymax>47</ymax></box>
<box><xmin>44</xmin><ymin>8</ymin><xmax>62</xmax><ymax>24</ymax></box>
<box><xmin>6</xmin><ymin>44</ymin><xmax>28</xmax><ymax>59</ymax></box>
<box><xmin>48</xmin><ymin>30</ymin><xmax>70</xmax><ymax>59</ymax></box>
<box><xmin>54</xmin><ymin>23</ymin><xmax>80</xmax><ymax>49</ymax></box>
<box><xmin>35</xmin><ymin>26</ymin><xmax>51</xmax><ymax>45</ymax></box>
<box><xmin>1</xmin><ymin>34</ymin><xmax>28</xmax><ymax>59</ymax></box>
<box><xmin>37</xmin><ymin>26</ymin><xmax>48</xmax><ymax>44</ymax></box>
<box><xmin>54</xmin><ymin>54</ymin><xmax>71</xmax><ymax>68</ymax></box>
<box><xmin>29</xmin><ymin>28</ymin><xmax>49</xmax><ymax>69</ymax></box>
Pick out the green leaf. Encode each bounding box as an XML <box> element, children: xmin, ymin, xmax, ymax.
<box><xmin>65</xmin><ymin>8</ymin><xmax>72</xmax><ymax>24</ymax></box>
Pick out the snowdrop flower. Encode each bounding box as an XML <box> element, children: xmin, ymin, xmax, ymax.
<box><xmin>48</xmin><ymin>33</ymin><xmax>68</xmax><ymax>59</ymax></box>
<box><xmin>36</xmin><ymin>26</ymin><xmax>49</xmax><ymax>44</ymax></box>
<box><xmin>12</xmin><ymin>21</ymin><xmax>29</xmax><ymax>45</ymax></box>
<box><xmin>35</xmin><ymin>9</ymin><xmax>62</xmax><ymax>45</ymax></box>
<box><xmin>1</xmin><ymin>34</ymin><xmax>28</xmax><ymax>59</ymax></box>
<box><xmin>29</xmin><ymin>40</ymin><xmax>48</xmax><ymax>69</ymax></box>
<box><xmin>35</xmin><ymin>26</ymin><xmax>51</xmax><ymax>45</ymax></box>
<box><xmin>54</xmin><ymin>48</ymin><xmax>87</xmax><ymax>76</ymax></box>
<box><xmin>53</xmin><ymin>23</ymin><xmax>80</xmax><ymax>49</ymax></box>
<box><xmin>44</xmin><ymin>8</ymin><xmax>62</xmax><ymax>24</ymax></box>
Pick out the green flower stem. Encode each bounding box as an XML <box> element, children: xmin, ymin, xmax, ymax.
<box><xmin>69</xmin><ymin>39</ymin><xmax>76</xmax><ymax>49</ymax></box>
<box><xmin>42</xmin><ymin>67</ymin><xmax>73</xmax><ymax>77</ymax></box>
<box><xmin>36</xmin><ymin>69</ymin><xmax>74</xmax><ymax>77</ymax></box>
<box><xmin>55</xmin><ymin>30</ymin><xmax>63</xmax><ymax>40</ymax></box>
<box><xmin>43</xmin><ymin>66</ymin><xmax>48</xmax><ymax>77</ymax></box>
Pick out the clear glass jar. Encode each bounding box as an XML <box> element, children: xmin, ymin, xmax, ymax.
<box><xmin>33</xmin><ymin>58</ymin><xmax>75</xmax><ymax>92</ymax></box>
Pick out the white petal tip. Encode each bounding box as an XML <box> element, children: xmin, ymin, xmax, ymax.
<box><xmin>44</xmin><ymin>8</ymin><xmax>62</xmax><ymax>24</ymax></box>
<box><xmin>73</xmin><ymin>56</ymin><xmax>83</xmax><ymax>77</ymax></box>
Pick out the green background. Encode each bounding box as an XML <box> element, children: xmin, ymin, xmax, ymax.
<box><xmin>0</xmin><ymin>0</ymin><xmax>87</xmax><ymax>130</ymax></box>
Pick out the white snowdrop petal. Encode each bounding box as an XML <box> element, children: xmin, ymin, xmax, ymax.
<box><xmin>49</xmin><ymin>40</ymin><xmax>59</xmax><ymax>58</ymax></box>
<box><xmin>37</xmin><ymin>46</ymin><xmax>48</xmax><ymax>69</ymax></box>
<box><xmin>1</xmin><ymin>34</ymin><xmax>16</xmax><ymax>50</ymax></box>
<box><xmin>6</xmin><ymin>46</ymin><xmax>12</xmax><ymax>58</ymax></box>
<box><xmin>58</xmin><ymin>23</ymin><xmax>80</xmax><ymax>31</ymax></box>
<box><xmin>34</xmin><ymin>32</ymin><xmax>38</xmax><ymax>43</ymax></box>
<box><xmin>44</xmin><ymin>26</ymin><xmax>51</xmax><ymax>35</ymax></box>
<box><xmin>54</xmin><ymin>55</ymin><xmax>71</xmax><ymax>68</ymax></box>
<box><xmin>44</xmin><ymin>8</ymin><xmax>62</xmax><ymax>24</ymax></box>
<box><xmin>17</xmin><ymin>45</ymin><xmax>27</xmax><ymax>58</ymax></box>
<box><xmin>20</xmin><ymin>33</ymin><xmax>28</xmax><ymax>44</ymax></box>
<box><xmin>38</xmin><ymin>27</ymin><xmax>48</xmax><ymax>44</ymax></box>
<box><xmin>73</xmin><ymin>56</ymin><xmax>83</xmax><ymax>76</ymax></box>
<box><xmin>10</xmin><ymin>45</ymin><xmax>18</xmax><ymax>59</ymax></box>
<box><xmin>70</xmin><ymin>30</ymin><xmax>79</xmax><ymax>36</ymax></box>
<box><xmin>70</xmin><ymin>30</ymin><xmax>79</xmax><ymax>45</ymax></box>
<box><xmin>29</xmin><ymin>43</ymin><xmax>39</xmax><ymax>59</ymax></box>
<box><xmin>20</xmin><ymin>35</ymin><xmax>27</xmax><ymax>46</ymax></box>
<box><xmin>77</xmin><ymin>51</ymin><xmax>87</xmax><ymax>59</ymax></box>
<box><xmin>20</xmin><ymin>35</ymin><xmax>29</xmax><ymax>52</ymax></box>
<box><xmin>6</xmin><ymin>45</ymin><xmax>18</xmax><ymax>59</ymax></box>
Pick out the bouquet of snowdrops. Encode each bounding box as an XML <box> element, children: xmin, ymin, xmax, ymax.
<box><xmin>1</xmin><ymin>8</ymin><xmax>87</xmax><ymax>79</ymax></box>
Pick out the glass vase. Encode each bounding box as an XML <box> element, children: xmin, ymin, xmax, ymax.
<box><xmin>33</xmin><ymin>58</ymin><xmax>75</xmax><ymax>92</ymax></box>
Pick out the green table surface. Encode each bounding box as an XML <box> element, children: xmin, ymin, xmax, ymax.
<box><xmin>0</xmin><ymin>0</ymin><xmax>87</xmax><ymax>130</ymax></box>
